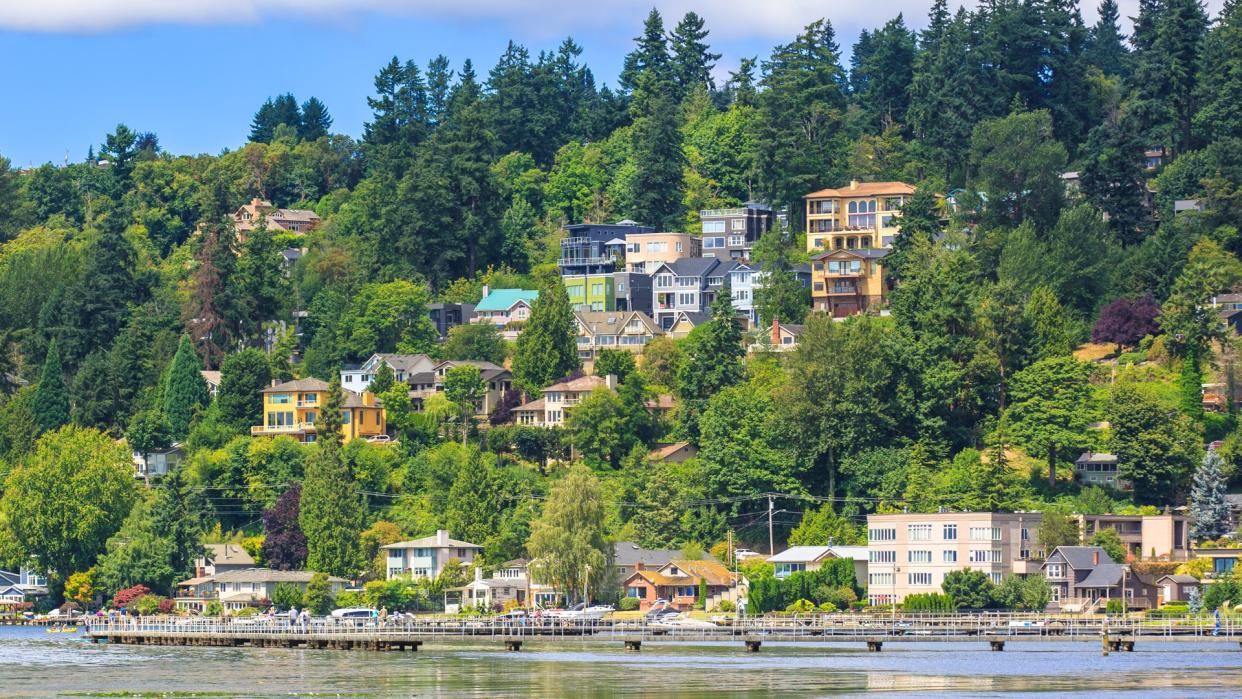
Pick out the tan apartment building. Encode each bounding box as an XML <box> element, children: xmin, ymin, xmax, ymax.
<box><xmin>1077</xmin><ymin>513</ymin><xmax>1190</xmax><ymax>561</ymax></box>
<box><xmin>623</xmin><ymin>231</ymin><xmax>701</xmax><ymax>274</ymax></box>
<box><xmin>865</xmin><ymin>512</ymin><xmax>1044</xmax><ymax>605</ymax></box>
<box><xmin>804</xmin><ymin>181</ymin><xmax>914</xmax><ymax>318</ymax></box>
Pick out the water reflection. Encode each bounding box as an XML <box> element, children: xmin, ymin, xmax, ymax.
<box><xmin>1</xmin><ymin>628</ymin><xmax>1240</xmax><ymax>697</ymax></box>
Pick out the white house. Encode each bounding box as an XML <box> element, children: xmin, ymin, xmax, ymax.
<box><xmin>340</xmin><ymin>353</ymin><xmax>436</xmax><ymax>391</ymax></box>
<box><xmin>132</xmin><ymin>443</ymin><xmax>184</xmax><ymax>480</ymax></box>
<box><xmin>382</xmin><ymin>530</ymin><xmax>482</xmax><ymax>580</ymax></box>
<box><xmin>768</xmin><ymin>545</ymin><xmax>868</xmax><ymax>587</ymax></box>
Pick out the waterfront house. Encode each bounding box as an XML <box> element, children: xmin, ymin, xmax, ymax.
<box><xmin>1153</xmin><ymin>574</ymin><xmax>1200</xmax><ymax>605</ymax></box>
<box><xmin>194</xmin><ymin>544</ymin><xmax>256</xmax><ymax>577</ymax></box>
<box><xmin>1041</xmin><ymin>546</ymin><xmax>1157</xmax><ymax>611</ymax></box>
<box><xmin>0</xmin><ymin>568</ymin><xmax>47</xmax><ymax>604</ymax></box>
<box><xmin>383</xmin><ymin>530</ymin><xmax>481</xmax><ymax>580</ymax></box>
<box><xmin>1076</xmin><ymin>512</ymin><xmax>1189</xmax><ymax>561</ymax></box>
<box><xmin>406</xmin><ymin>360</ymin><xmax>512</xmax><ymax>418</ymax></box>
<box><xmin>450</xmin><ymin>560</ymin><xmax>560</xmax><ymax>612</ymax></box>
<box><xmin>612</xmin><ymin>542</ymin><xmax>703</xmax><ymax>582</ymax></box>
<box><xmin>574</xmin><ymin>310</ymin><xmax>662</xmax><ymax>362</ymax></box>
<box><xmin>621</xmin><ymin>559</ymin><xmax>745</xmax><ymax>612</ymax></box>
<box><xmin>1074</xmin><ymin>452</ymin><xmax>1131</xmax><ymax>491</ymax></box>
<box><xmin>1191</xmin><ymin>546</ymin><xmax>1240</xmax><ymax>579</ymax></box>
<box><xmin>699</xmin><ymin>202</ymin><xmax>785</xmax><ymax>262</ymax></box>
<box><xmin>340</xmin><ymin>353</ymin><xmax>435</xmax><ymax>391</ymax></box>
<box><xmin>251</xmin><ymin>378</ymin><xmax>386</xmax><ymax>444</ymax></box>
<box><xmin>175</xmin><ymin>568</ymin><xmax>347</xmax><ymax>612</ymax></box>
<box><xmin>768</xmin><ymin>545</ymin><xmax>868</xmax><ymax>587</ymax></box>
<box><xmin>232</xmin><ymin>198</ymin><xmax>321</xmax><ymax>237</ymax></box>
<box><xmin>474</xmin><ymin>288</ymin><xmax>539</xmax><ymax>338</ymax></box>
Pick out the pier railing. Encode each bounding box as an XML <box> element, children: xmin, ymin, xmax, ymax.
<box><xmin>83</xmin><ymin>611</ymin><xmax>1241</xmax><ymax>642</ymax></box>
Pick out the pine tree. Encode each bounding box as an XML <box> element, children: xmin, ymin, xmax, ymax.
<box><xmin>619</xmin><ymin>8</ymin><xmax>671</xmax><ymax>93</ymax></box>
<box><xmin>1086</xmin><ymin>0</ymin><xmax>1128</xmax><ymax>76</ymax></box>
<box><xmin>850</xmin><ymin>14</ymin><xmax>916</xmax><ymax>132</ymax></box>
<box><xmin>675</xmin><ymin>285</ymin><xmax>745</xmax><ymax>442</ymax></box>
<box><xmin>299</xmin><ymin>377</ymin><xmax>364</xmax><ymax>577</ymax></box>
<box><xmin>669</xmin><ymin>12</ymin><xmax>721</xmax><ymax>94</ymax></box>
<box><xmin>512</xmin><ymin>280</ymin><xmax>581</xmax><ymax>394</ymax></box>
<box><xmin>629</xmin><ymin>71</ymin><xmax>686</xmax><ymax>229</ymax></box>
<box><xmin>33</xmin><ymin>338</ymin><xmax>69</xmax><ymax>433</ymax></box>
<box><xmin>1194</xmin><ymin>0</ymin><xmax>1242</xmax><ymax>142</ymax></box>
<box><xmin>298</xmin><ymin>97</ymin><xmax>333</xmax><ymax>141</ymax></box>
<box><xmin>368</xmin><ymin>361</ymin><xmax>396</xmax><ymax>395</ymax></box>
<box><xmin>1190</xmin><ymin>450</ymin><xmax>1231</xmax><ymax>541</ymax></box>
<box><xmin>1080</xmin><ymin>111</ymin><xmax>1149</xmax><ymax>245</ymax></box>
<box><xmin>149</xmin><ymin>466</ymin><xmax>207</xmax><ymax>581</ymax></box>
<box><xmin>161</xmin><ymin>335</ymin><xmax>210</xmax><ymax>440</ymax></box>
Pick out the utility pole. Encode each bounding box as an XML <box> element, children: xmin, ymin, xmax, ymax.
<box><xmin>767</xmin><ymin>495</ymin><xmax>775</xmax><ymax>555</ymax></box>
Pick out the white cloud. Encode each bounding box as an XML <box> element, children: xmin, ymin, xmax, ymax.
<box><xmin>0</xmin><ymin>0</ymin><xmax>1222</xmax><ymax>36</ymax></box>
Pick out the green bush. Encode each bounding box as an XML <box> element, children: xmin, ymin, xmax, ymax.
<box><xmin>902</xmin><ymin>593</ymin><xmax>955</xmax><ymax>612</ymax></box>
<box><xmin>272</xmin><ymin>583</ymin><xmax>303</xmax><ymax>610</ymax></box>
<box><xmin>785</xmin><ymin>599</ymin><xmax>816</xmax><ymax>613</ymax></box>
<box><xmin>617</xmin><ymin>597</ymin><xmax>640</xmax><ymax>612</ymax></box>
<box><xmin>1105</xmin><ymin>599</ymin><xmax>1125</xmax><ymax>614</ymax></box>
<box><xmin>716</xmin><ymin>600</ymin><xmax>735</xmax><ymax>613</ymax></box>
<box><xmin>131</xmin><ymin>594</ymin><xmax>165</xmax><ymax>616</ymax></box>
<box><xmin>817</xmin><ymin>602</ymin><xmax>838</xmax><ymax>612</ymax></box>
<box><xmin>1115</xmin><ymin>351</ymin><xmax>1147</xmax><ymax>366</ymax></box>
<box><xmin>233</xmin><ymin>606</ymin><xmax>261</xmax><ymax>617</ymax></box>
<box><xmin>204</xmin><ymin>601</ymin><xmax>223</xmax><ymax>617</ymax></box>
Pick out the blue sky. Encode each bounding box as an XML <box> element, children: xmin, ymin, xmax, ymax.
<box><xmin>0</xmin><ymin>0</ymin><xmax>1208</xmax><ymax>167</ymax></box>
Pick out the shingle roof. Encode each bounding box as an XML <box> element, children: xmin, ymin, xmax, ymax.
<box><xmin>513</xmin><ymin>398</ymin><xmax>545</xmax><ymax>412</ymax></box>
<box><xmin>544</xmin><ymin>375</ymin><xmax>609</xmax><ymax>393</ymax></box>
<box><xmin>667</xmin><ymin>257</ymin><xmax>722</xmax><ymax>277</ymax></box>
<box><xmin>1051</xmin><ymin>546</ymin><xmax>1116</xmax><ymax>569</ymax></box>
<box><xmin>649</xmin><ymin>441</ymin><xmax>696</xmax><ymax>460</ymax></box>
<box><xmin>1076</xmin><ymin>452</ymin><xmax>1119</xmax><ymax>464</ymax></box>
<box><xmin>673</xmin><ymin>311</ymin><xmax>710</xmax><ymax>327</ymax></box>
<box><xmin>769</xmin><ymin>546</ymin><xmax>834</xmax><ymax>564</ymax></box>
<box><xmin>576</xmin><ymin>311</ymin><xmax>660</xmax><ymax>335</ymax></box>
<box><xmin>373</xmin><ymin>353</ymin><xmax>434</xmax><ymax>373</ymax></box>
<box><xmin>613</xmin><ymin>541</ymin><xmax>690</xmax><ymax>568</ymax></box>
<box><xmin>1077</xmin><ymin>563</ymin><xmax>1125</xmax><ymax>588</ymax></box>
<box><xmin>1156</xmin><ymin>574</ymin><xmax>1199</xmax><ymax>584</ymax></box>
<box><xmin>803</xmin><ymin>181</ymin><xmax>915</xmax><ymax>198</ymax></box>
<box><xmin>264</xmin><ymin>377</ymin><xmax>329</xmax><ymax>393</ymax></box>
<box><xmin>204</xmin><ymin>543</ymin><xmax>255</xmax><ymax>567</ymax></box>
<box><xmin>810</xmin><ymin>248</ymin><xmax>891</xmax><ymax>261</ymax></box>
<box><xmin>475</xmin><ymin>289</ymin><xmax>539</xmax><ymax>312</ymax></box>
<box><xmin>657</xmin><ymin>559</ymin><xmax>737</xmax><ymax>586</ymax></box>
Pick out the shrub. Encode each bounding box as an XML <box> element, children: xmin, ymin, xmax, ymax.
<box><xmin>131</xmin><ymin>594</ymin><xmax>164</xmax><ymax>616</ymax></box>
<box><xmin>272</xmin><ymin>583</ymin><xmax>304</xmax><ymax>610</ymax></box>
<box><xmin>902</xmin><ymin>593</ymin><xmax>955</xmax><ymax>612</ymax></box>
<box><xmin>817</xmin><ymin>602</ymin><xmax>838</xmax><ymax>612</ymax></box>
<box><xmin>618</xmin><ymin>597</ymin><xmax>641</xmax><ymax>612</ymax></box>
<box><xmin>302</xmin><ymin>572</ymin><xmax>336</xmax><ymax>615</ymax></box>
<box><xmin>1105</xmin><ymin>599</ymin><xmax>1125</xmax><ymax>614</ymax></box>
<box><xmin>716</xmin><ymin>600</ymin><xmax>735</xmax><ymax>613</ymax></box>
<box><xmin>112</xmin><ymin>584</ymin><xmax>151</xmax><ymax>608</ymax></box>
<box><xmin>233</xmin><ymin>606</ymin><xmax>260</xmax><ymax>617</ymax></box>
<box><xmin>204</xmin><ymin>601</ymin><xmax>223</xmax><ymax>617</ymax></box>
<box><xmin>785</xmin><ymin>599</ymin><xmax>816</xmax><ymax>613</ymax></box>
<box><xmin>157</xmin><ymin>598</ymin><xmax>176</xmax><ymax>614</ymax></box>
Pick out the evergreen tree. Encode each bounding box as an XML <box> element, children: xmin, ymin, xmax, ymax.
<box><xmin>1194</xmin><ymin>0</ymin><xmax>1242</xmax><ymax>142</ymax></box>
<box><xmin>368</xmin><ymin>361</ymin><xmax>396</xmax><ymax>395</ymax></box>
<box><xmin>60</xmin><ymin>220</ymin><xmax>144</xmax><ymax>364</ymax></box>
<box><xmin>249</xmin><ymin>94</ymin><xmax>302</xmax><ymax>144</ymax></box>
<box><xmin>752</xmin><ymin>230</ymin><xmax>810</xmax><ymax>326</ymax></box>
<box><xmin>126</xmin><ymin>409</ymin><xmax>170</xmax><ymax>483</ymax></box>
<box><xmin>669</xmin><ymin>12</ymin><xmax>721</xmax><ymax>94</ymax></box>
<box><xmin>300</xmin><ymin>378</ymin><xmax>365</xmax><ymax>577</ymax></box>
<box><xmin>33</xmin><ymin>338</ymin><xmax>69</xmax><ymax>433</ymax></box>
<box><xmin>849</xmin><ymin>14</ymin><xmax>916</xmax><ymax>132</ymax></box>
<box><xmin>1111</xmin><ymin>384</ymin><xmax>1201</xmax><ymax>504</ymax></box>
<box><xmin>676</xmin><ymin>285</ymin><xmax>745</xmax><ymax>442</ymax></box>
<box><xmin>1086</xmin><ymin>0</ymin><xmax>1128</xmax><ymax>76</ymax></box>
<box><xmin>298</xmin><ymin>97</ymin><xmax>333</xmax><ymax>141</ymax></box>
<box><xmin>1190</xmin><ymin>450</ymin><xmax>1231</xmax><ymax>540</ymax></box>
<box><xmin>620</xmin><ymin>8</ymin><xmax>672</xmax><ymax>92</ymax></box>
<box><xmin>216</xmin><ymin>348</ymin><xmax>272</xmax><ymax>430</ymax></box>
<box><xmin>907</xmin><ymin>3</ymin><xmax>974</xmax><ymax>181</ymax></box>
<box><xmin>161</xmin><ymin>335</ymin><xmax>210</xmax><ymax>441</ymax></box>
<box><xmin>1080</xmin><ymin>110</ymin><xmax>1149</xmax><ymax>244</ymax></box>
<box><xmin>629</xmin><ymin>71</ymin><xmax>686</xmax><ymax>229</ymax></box>
<box><xmin>149</xmin><ymin>465</ymin><xmax>207</xmax><ymax>583</ymax></box>
<box><xmin>71</xmin><ymin>350</ymin><xmax>119</xmax><ymax>431</ymax></box>
<box><xmin>512</xmin><ymin>281</ymin><xmax>580</xmax><ymax>394</ymax></box>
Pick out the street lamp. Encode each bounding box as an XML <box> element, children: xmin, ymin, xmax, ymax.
<box><xmin>892</xmin><ymin>566</ymin><xmax>901</xmax><ymax>621</ymax></box>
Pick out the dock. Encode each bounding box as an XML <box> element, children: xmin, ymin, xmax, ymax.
<box><xmin>84</xmin><ymin>614</ymin><xmax>1242</xmax><ymax>653</ymax></box>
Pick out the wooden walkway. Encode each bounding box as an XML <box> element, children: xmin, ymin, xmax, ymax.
<box><xmin>84</xmin><ymin>614</ymin><xmax>1242</xmax><ymax>654</ymax></box>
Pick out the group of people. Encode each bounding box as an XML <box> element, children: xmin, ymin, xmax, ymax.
<box><xmin>273</xmin><ymin>606</ymin><xmax>311</xmax><ymax>631</ymax></box>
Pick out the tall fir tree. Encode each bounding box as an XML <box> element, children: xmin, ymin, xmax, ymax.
<box><xmin>149</xmin><ymin>466</ymin><xmax>207</xmax><ymax>581</ymax></box>
<box><xmin>33</xmin><ymin>338</ymin><xmax>69</xmax><ymax>433</ymax></box>
<box><xmin>1087</xmin><ymin>0</ymin><xmax>1128</xmax><ymax>76</ymax></box>
<box><xmin>619</xmin><ymin>8</ymin><xmax>672</xmax><ymax>92</ymax></box>
<box><xmin>669</xmin><ymin>12</ymin><xmax>721</xmax><ymax>94</ymax></box>
<box><xmin>512</xmin><ymin>280</ymin><xmax>581</xmax><ymax>394</ymax></box>
<box><xmin>1193</xmin><ymin>0</ymin><xmax>1242</xmax><ymax>142</ymax></box>
<box><xmin>161</xmin><ymin>335</ymin><xmax>210</xmax><ymax>441</ymax></box>
<box><xmin>629</xmin><ymin>70</ymin><xmax>686</xmax><ymax>230</ymax></box>
<box><xmin>298</xmin><ymin>97</ymin><xmax>333</xmax><ymax>141</ymax></box>
<box><xmin>299</xmin><ymin>377</ymin><xmax>365</xmax><ymax>577</ymax></box>
<box><xmin>1189</xmin><ymin>450</ymin><xmax>1231</xmax><ymax>540</ymax></box>
<box><xmin>675</xmin><ymin>284</ymin><xmax>745</xmax><ymax>442</ymax></box>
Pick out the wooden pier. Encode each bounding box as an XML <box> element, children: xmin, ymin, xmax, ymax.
<box><xmin>83</xmin><ymin>614</ymin><xmax>1242</xmax><ymax>654</ymax></box>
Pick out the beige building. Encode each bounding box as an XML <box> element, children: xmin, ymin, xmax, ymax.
<box><xmin>232</xmin><ymin>198</ymin><xmax>321</xmax><ymax>236</ymax></box>
<box><xmin>513</xmin><ymin>374</ymin><xmax>617</xmax><ymax>427</ymax></box>
<box><xmin>624</xmin><ymin>232</ymin><xmax>701</xmax><ymax>274</ymax></box>
<box><xmin>865</xmin><ymin>512</ymin><xmax>1044</xmax><ymax>605</ymax></box>
<box><xmin>574</xmin><ymin>310</ymin><xmax>662</xmax><ymax>361</ymax></box>
<box><xmin>1077</xmin><ymin>513</ymin><xmax>1190</xmax><ymax>561</ymax></box>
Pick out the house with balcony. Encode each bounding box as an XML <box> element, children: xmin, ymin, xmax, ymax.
<box><xmin>449</xmin><ymin>559</ymin><xmax>561</xmax><ymax>612</ymax></box>
<box><xmin>340</xmin><ymin>353</ymin><xmax>436</xmax><ymax>391</ymax></box>
<box><xmin>251</xmin><ymin>378</ymin><xmax>386</xmax><ymax>443</ymax></box>
<box><xmin>428</xmin><ymin>303</ymin><xmax>475</xmax><ymax>340</ymax></box>
<box><xmin>1077</xmin><ymin>513</ymin><xmax>1190</xmax><ymax>561</ymax></box>
<box><xmin>1074</xmin><ymin>452</ymin><xmax>1132</xmax><ymax>491</ymax></box>
<box><xmin>560</xmin><ymin>221</ymin><xmax>652</xmax><ymax>312</ymax></box>
<box><xmin>621</xmin><ymin>559</ymin><xmax>746</xmax><ymax>612</ymax></box>
<box><xmin>383</xmin><ymin>530</ymin><xmax>481</xmax><ymax>580</ymax></box>
<box><xmin>651</xmin><ymin>258</ymin><xmax>736</xmax><ymax>330</ymax></box>
<box><xmin>474</xmin><ymin>288</ymin><xmax>539</xmax><ymax>338</ymax></box>
<box><xmin>574</xmin><ymin>310</ymin><xmax>662</xmax><ymax>361</ymax></box>
<box><xmin>232</xmin><ymin>198</ymin><xmax>321</xmax><ymax>238</ymax></box>
<box><xmin>804</xmin><ymin>181</ymin><xmax>913</xmax><ymax>318</ymax></box>
<box><xmin>512</xmin><ymin>374</ymin><xmax>618</xmax><ymax>427</ymax></box>
<box><xmin>1189</xmin><ymin>546</ymin><xmax>1239</xmax><ymax>580</ymax></box>
<box><xmin>699</xmin><ymin>202</ymin><xmax>786</xmax><ymax>261</ymax></box>
<box><xmin>729</xmin><ymin>261</ymin><xmax>812</xmax><ymax>327</ymax></box>
<box><xmin>406</xmin><ymin>360</ymin><xmax>512</xmax><ymax>418</ymax></box>
<box><xmin>769</xmin><ymin>545</ymin><xmax>868</xmax><ymax>587</ymax></box>
<box><xmin>623</xmin><ymin>231</ymin><xmax>701</xmax><ymax>274</ymax></box>
<box><xmin>1041</xmin><ymin>546</ymin><xmax>1158</xmax><ymax>611</ymax></box>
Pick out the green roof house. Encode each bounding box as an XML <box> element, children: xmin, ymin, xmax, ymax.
<box><xmin>473</xmin><ymin>287</ymin><xmax>539</xmax><ymax>338</ymax></box>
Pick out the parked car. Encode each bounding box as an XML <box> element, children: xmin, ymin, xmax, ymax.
<box><xmin>331</xmin><ymin>608</ymin><xmax>379</xmax><ymax>620</ymax></box>
<box><xmin>735</xmin><ymin>549</ymin><xmax>763</xmax><ymax>561</ymax></box>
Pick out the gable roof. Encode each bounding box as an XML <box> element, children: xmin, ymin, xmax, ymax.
<box><xmin>656</xmin><ymin>559</ymin><xmax>737</xmax><ymax>586</ymax></box>
<box><xmin>576</xmin><ymin>310</ymin><xmax>660</xmax><ymax>335</ymax></box>
<box><xmin>263</xmin><ymin>377</ymin><xmax>330</xmax><ymax>393</ymax></box>
<box><xmin>204</xmin><ymin>543</ymin><xmax>255</xmax><ymax>567</ymax></box>
<box><xmin>613</xmin><ymin>541</ymin><xmax>693</xmax><ymax>568</ymax></box>
<box><xmin>365</xmin><ymin>353</ymin><xmax>435</xmax><ymax>373</ymax></box>
<box><xmin>1156</xmin><ymin>574</ymin><xmax>1199</xmax><ymax>584</ymax></box>
<box><xmin>671</xmin><ymin>311</ymin><xmax>710</xmax><ymax>327</ymax></box>
<box><xmin>1077</xmin><ymin>563</ymin><xmax>1126</xmax><ymax>588</ymax></box>
<box><xmin>810</xmin><ymin>248</ymin><xmax>890</xmax><ymax>261</ymax></box>
<box><xmin>383</xmin><ymin>534</ymin><xmax>482</xmax><ymax>550</ymax></box>
<box><xmin>544</xmin><ymin>375</ymin><xmax>608</xmax><ymax>393</ymax></box>
<box><xmin>475</xmin><ymin>289</ymin><xmax>539</xmax><ymax>312</ymax></box>
<box><xmin>1049</xmin><ymin>546</ymin><xmax>1115</xmax><ymax>569</ymax></box>
<box><xmin>769</xmin><ymin>546</ymin><xmax>835</xmax><ymax>564</ymax></box>
<box><xmin>1076</xmin><ymin>452</ymin><xmax>1118</xmax><ymax>464</ymax></box>
<box><xmin>650</xmin><ymin>441</ymin><xmax>696</xmax><ymax>461</ymax></box>
<box><xmin>667</xmin><ymin>257</ymin><xmax>722</xmax><ymax>277</ymax></box>
<box><xmin>803</xmin><ymin>181</ymin><xmax>915</xmax><ymax>198</ymax></box>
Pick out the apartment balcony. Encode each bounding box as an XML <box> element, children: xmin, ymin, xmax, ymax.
<box><xmin>251</xmin><ymin>422</ymin><xmax>316</xmax><ymax>436</ymax></box>
<box><xmin>296</xmin><ymin>400</ymin><xmax>318</xmax><ymax>408</ymax></box>
<box><xmin>825</xmin><ymin>284</ymin><xmax>860</xmax><ymax>295</ymax></box>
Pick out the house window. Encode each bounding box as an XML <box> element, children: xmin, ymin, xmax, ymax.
<box><xmin>702</xmin><ymin>220</ymin><xmax>725</xmax><ymax>233</ymax></box>
<box><xmin>626</xmin><ymin>243</ymin><xmax>640</xmax><ymax>253</ymax></box>
<box><xmin>591</xmin><ymin>283</ymin><xmax>604</xmax><ymax>296</ymax></box>
<box><xmin>869</xmin><ymin>528</ymin><xmax>896</xmax><ymax>542</ymax></box>
<box><xmin>704</xmin><ymin>237</ymin><xmax>725</xmax><ymax>249</ymax></box>
<box><xmin>707</xmin><ymin>276</ymin><xmax>723</xmax><ymax>287</ymax></box>
<box><xmin>908</xmin><ymin>572</ymin><xmax>933</xmax><ymax>586</ymax></box>
<box><xmin>340</xmin><ymin>410</ymin><xmax>351</xmax><ymax>424</ymax></box>
<box><xmin>656</xmin><ymin>274</ymin><xmax>673</xmax><ymax>287</ymax></box>
<box><xmin>969</xmin><ymin>527</ymin><xmax>1001</xmax><ymax>541</ymax></box>
<box><xmin>1046</xmin><ymin>563</ymin><xmax>1063</xmax><ymax>578</ymax></box>
<box><xmin>868</xmin><ymin>573</ymin><xmax>893</xmax><ymax>587</ymax></box>
<box><xmin>869</xmin><ymin>550</ymin><xmax>896</xmax><ymax>563</ymax></box>
<box><xmin>728</xmin><ymin>235</ymin><xmax>745</xmax><ymax>247</ymax></box>
<box><xmin>943</xmin><ymin>550</ymin><xmax>957</xmax><ymax>563</ymax></box>
<box><xmin>626</xmin><ymin>586</ymin><xmax>644</xmax><ymax>598</ymax></box>
<box><xmin>1215</xmin><ymin>557</ymin><xmax>1237</xmax><ymax>574</ymax></box>
<box><xmin>969</xmin><ymin>549</ymin><xmax>1003</xmax><ymax>563</ymax></box>
<box><xmin>677</xmin><ymin>293</ymin><xmax>695</xmax><ymax>305</ymax></box>
<box><xmin>270</xmin><ymin>393</ymin><xmax>291</xmax><ymax>404</ymax></box>
<box><xmin>908</xmin><ymin>550</ymin><xmax>932</xmax><ymax>564</ymax></box>
<box><xmin>677</xmin><ymin>586</ymin><xmax>696</xmax><ymax>598</ymax></box>
<box><xmin>908</xmin><ymin>524</ymin><xmax>932</xmax><ymax>541</ymax></box>
<box><xmin>646</xmin><ymin>242</ymin><xmax>669</xmax><ymax>253</ymax></box>
<box><xmin>943</xmin><ymin>524</ymin><xmax>958</xmax><ymax>540</ymax></box>
<box><xmin>676</xmin><ymin>241</ymin><xmax>683</xmax><ymax>252</ymax></box>
<box><xmin>731</xmin><ymin>218</ymin><xmax>746</xmax><ymax>231</ymax></box>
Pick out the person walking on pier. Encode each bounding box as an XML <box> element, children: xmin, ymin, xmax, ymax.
<box><xmin>287</xmin><ymin>606</ymin><xmax>298</xmax><ymax>629</ymax></box>
<box><xmin>300</xmin><ymin>609</ymin><xmax>310</xmax><ymax>633</ymax></box>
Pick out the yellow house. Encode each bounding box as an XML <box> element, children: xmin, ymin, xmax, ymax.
<box><xmin>804</xmin><ymin>180</ymin><xmax>914</xmax><ymax>317</ymax></box>
<box><xmin>251</xmin><ymin>378</ymin><xmax>386</xmax><ymax>444</ymax></box>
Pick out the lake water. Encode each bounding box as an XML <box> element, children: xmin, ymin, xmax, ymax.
<box><xmin>2</xmin><ymin>626</ymin><xmax>1241</xmax><ymax>697</ymax></box>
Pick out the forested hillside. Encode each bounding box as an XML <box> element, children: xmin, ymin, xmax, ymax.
<box><xmin>0</xmin><ymin>0</ymin><xmax>1241</xmax><ymax>604</ymax></box>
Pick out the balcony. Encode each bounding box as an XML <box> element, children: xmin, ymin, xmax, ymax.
<box><xmin>826</xmin><ymin>284</ymin><xmax>859</xmax><ymax>295</ymax></box>
<box><xmin>296</xmin><ymin>400</ymin><xmax>318</xmax><ymax>408</ymax></box>
<box><xmin>251</xmin><ymin>422</ymin><xmax>316</xmax><ymax>435</ymax></box>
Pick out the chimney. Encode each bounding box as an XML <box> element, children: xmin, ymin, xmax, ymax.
<box><xmin>474</xmin><ymin>567</ymin><xmax>483</xmax><ymax>582</ymax></box>
<box><xmin>1093</xmin><ymin>550</ymin><xmax>1099</xmax><ymax>566</ymax></box>
<box><xmin>850</xmin><ymin>180</ymin><xmax>859</xmax><ymax>190</ymax></box>
<box><xmin>605</xmin><ymin>374</ymin><xmax>618</xmax><ymax>390</ymax></box>
<box><xmin>481</xmin><ymin>284</ymin><xmax>490</xmax><ymax>298</ymax></box>
<box><xmin>437</xmin><ymin>529</ymin><xmax>449</xmax><ymax>547</ymax></box>
<box><xmin>771</xmin><ymin>318</ymin><xmax>780</xmax><ymax>345</ymax></box>
<box><xmin>252</xmin><ymin>197</ymin><xmax>262</xmax><ymax>207</ymax></box>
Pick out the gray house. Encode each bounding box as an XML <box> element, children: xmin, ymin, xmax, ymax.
<box><xmin>1041</xmin><ymin>546</ymin><xmax>1157</xmax><ymax>611</ymax></box>
<box><xmin>728</xmin><ymin>261</ymin><xmax>812</xmax><ymax>327</ymax></box>
<box><xmin>699</xmin><ymin>202</ymin><xmax>786</xmax><ymax>261</ymax></box>
<box><xmin>651</xmin><ymin>258</ymin><xmax>736</xmax><ymax>330</ymax></box>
